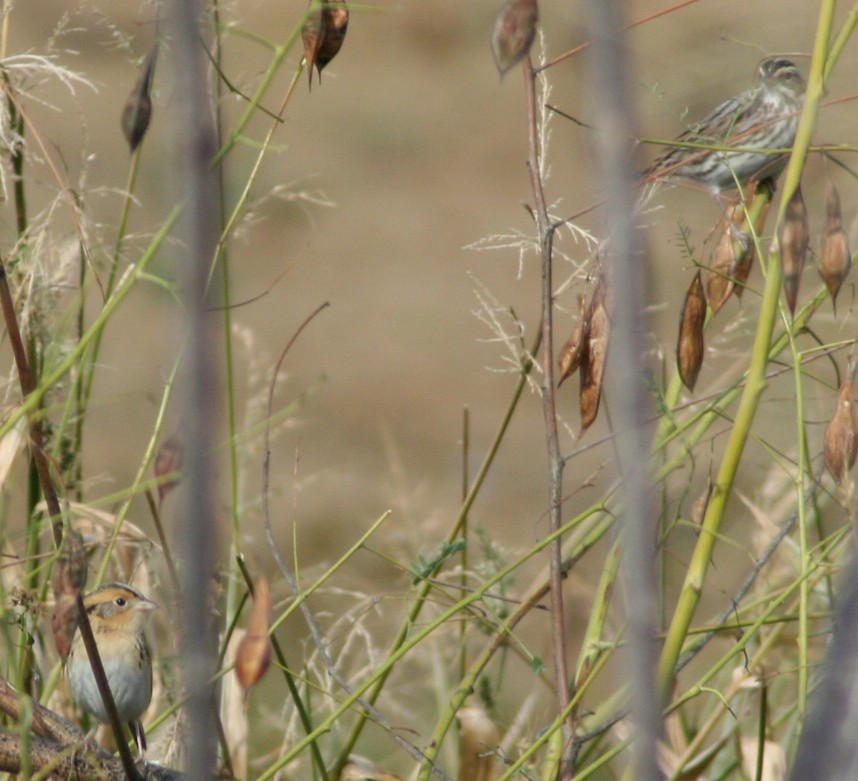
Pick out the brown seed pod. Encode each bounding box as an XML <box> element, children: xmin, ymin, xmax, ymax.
<box><xmin>121</xmin><ymin>43</ymin><xmax>158</xmax><ymax>153</ymax></box>
<box><xmin>818</xmin><ymin>183</ymin><xmax>852</xmax><ymax>313</ymax></box>
<box><xmin>303</xmin><ymin>0</ymin><xmax>349</xmax><ymax>89</ymax></box>
<box><xmin>778</xmin><ymin>185</ymin><xmax>809</xmax><ymax>316</ymax></box>
<box><xmin>706</xmin><ymin>207</ymin><xmax>739</xmax><ymax>314</ymax></box>
<box><xmin>824</xmin><ymin>377</ymin><xmax>858</xmax><ymax>487</ymax></box>
<box><xmin>491</xmin><ymin>0</ymin><xmax>539</xmax><ymax>77</ymax></box>
<box><xmin>580</xmin><ymin>277</ymin><xmax>609</xmax><ymax>434</ymax></box>
<box><xmin>154</xmin><ymin>434</ymin><xmax>184</xmax><ymax>505</ymax></box>
<box><xmin>235</xmin><ymin>576</ymin><xmax>273</xmax><ymax>695</ymax></box>
<box><xmin>706</xmin><ymin>250</ymin><xmax>734</xmax><ymax>315</ymax></box>
<box><xmin>732</xmin><ymin>241</ymin><xmax>755</xmax><ymax>299</ymax></box>
<box><xmin>677</xmin><ymin>271</ymin><xmax>706</xmax><ymax>391</ymax></box>
<box><xmin>557</xmin><ymin>295</ymin><xmax>586</xmax><ymax>386</ymax></box>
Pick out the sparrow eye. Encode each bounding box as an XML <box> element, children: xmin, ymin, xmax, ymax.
<box><xmin>115</xmin><ymin>597</ymin><xmax>127</xmax><ymax>607</ymax></box>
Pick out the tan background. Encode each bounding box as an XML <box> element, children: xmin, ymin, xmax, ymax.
<box><xmin>9</xmin><ymin>0</ymin><xmax>858</xmax><ymax>772</ymax></box>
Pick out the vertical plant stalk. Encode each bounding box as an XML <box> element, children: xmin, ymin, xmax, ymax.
<box><xmin>208</xmin><ymin>3</ymin><xmax>245</xmax><ymax>773</ymax></box>
<box><xmin>521</xmin><ymin>55</ymin><xmax>573</xmax><ymax>773</ymax></box>
<box><xmin>0</xmin><ymin>264</ymin><xmax>58</xmax><ymax>543</ymax></box>
<box><xmin>584</xmin><ymin>3</ymin><xmax>661</xmax><ymax>780</ymax></box>
<box><xmin>656</xmin><ymin>0</ymin><xmax>834</xmax><ymax>699</ymax></box>
<box><xmin>168</xmin><ymin>0</ymin><xmax>222</xmax><ymax>778</ymax></box>
<box><xmin>787</xmin><ymin>332</ymin><xmax>812</xmax><ymax>722</ymax></box>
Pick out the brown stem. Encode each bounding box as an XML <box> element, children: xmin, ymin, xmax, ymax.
<box><xmin>0</xmin><ymin>257</ymin><xmax>61</xmax><ymax>544</ymax></box>
<box><xmin>522</xmin><ymin>56</ymin><xmax>574</xmax><ymax>777</ymax></box>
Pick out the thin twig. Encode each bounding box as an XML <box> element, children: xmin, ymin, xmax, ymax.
<box><xmin>522</xmin><ymin>53</ymin><xmax>574</xmax><ymax>776</ymax></box>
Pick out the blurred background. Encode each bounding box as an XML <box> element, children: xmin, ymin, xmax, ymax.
<box><xmin>8</xmin><ymin>0</ymin><xmax>858</xmax><ymax>772</ymax></box>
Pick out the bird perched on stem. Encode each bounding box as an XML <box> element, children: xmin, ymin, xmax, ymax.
<box><xmin>641</xmin><ymin>57</ymin><xmax>806</xmax><ymax>194</ymax></box>
<box><xmin>67</xmin><ymin>583</ymin><xmax>157</xmax><ymax>756</ymax></box>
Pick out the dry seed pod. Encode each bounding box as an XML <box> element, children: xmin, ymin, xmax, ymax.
<box><xmin>558</xmin><ymin>295</ymin><xmax>586</xmax><ymax>386</ymax></box>
<box><xmin>121</xmin><ymin>43</ymin><xmax>158</xmax><ymax>153</ymax></box>
<box><xmin>457</xmin><ymin>699</ymin><xmax>500</xmax><ymax>781</ymax></box>
<box><xmin>818</xmin><ymin>184</ymin><xmax>852</xmax><ymax>312</ymax></box>
<box><xmin>732</xmin><ymin>241</ymin><xmax>755</xmax><ymax>299</ymax></box>
<box><xmin>706</xmin><ymin>257</ymin><xmax>734</xmax><ymax>314</ymax></box>
<box><xmin>779</xmin><ymin>185</ymin><xmax>809</xmax><ymax>316</ymax></box>
<box><xmin>316</xmin><ymin>2</ymin><xmax>349</xmax><ymax>74</ymax></box>
<box><xmin>580</xmin><ymin>278</ymin><xmax>609</xmax><ymax>434</ymax></box>
<box><xmin>706</xmin><ymin>204</ymin><xmax>749</xmax><ymax>312</ymax></box>
<box><xmin>303</xmin><ymin>0</ymin><xmax>349</xmax><ymax>89</ymax></box>
<box><xmin>824</xmin><ymin>377</ymin><xmax>858</xmax><ymax>486</ymax></box>
<box><xmin>706</xmin><ymin>216</ymin><xmax>737</xmax><ymax>314</ymax></box>
<box><xmin>491</xmin><ymin>0</ymin><xmax>538</xmax><ymax>77</ymax></box>
<box><xmin>235</xmin><ymin>576</ymin><xmax>273</xmax><ymax>694</ymax></box>
<box><xmin>302</xmin><ymin>7</ymin><xmax>324</xmax><ymax>86</ymax></box>
<box><xmin>154</xmin><ymin>434</ymin><xmax>183</xmax><ymax>505</ymax></box>
<box><xmin>677</xmin><ymin>271</ymin><xmax>706</xmax><ymax>391</ymax></box>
